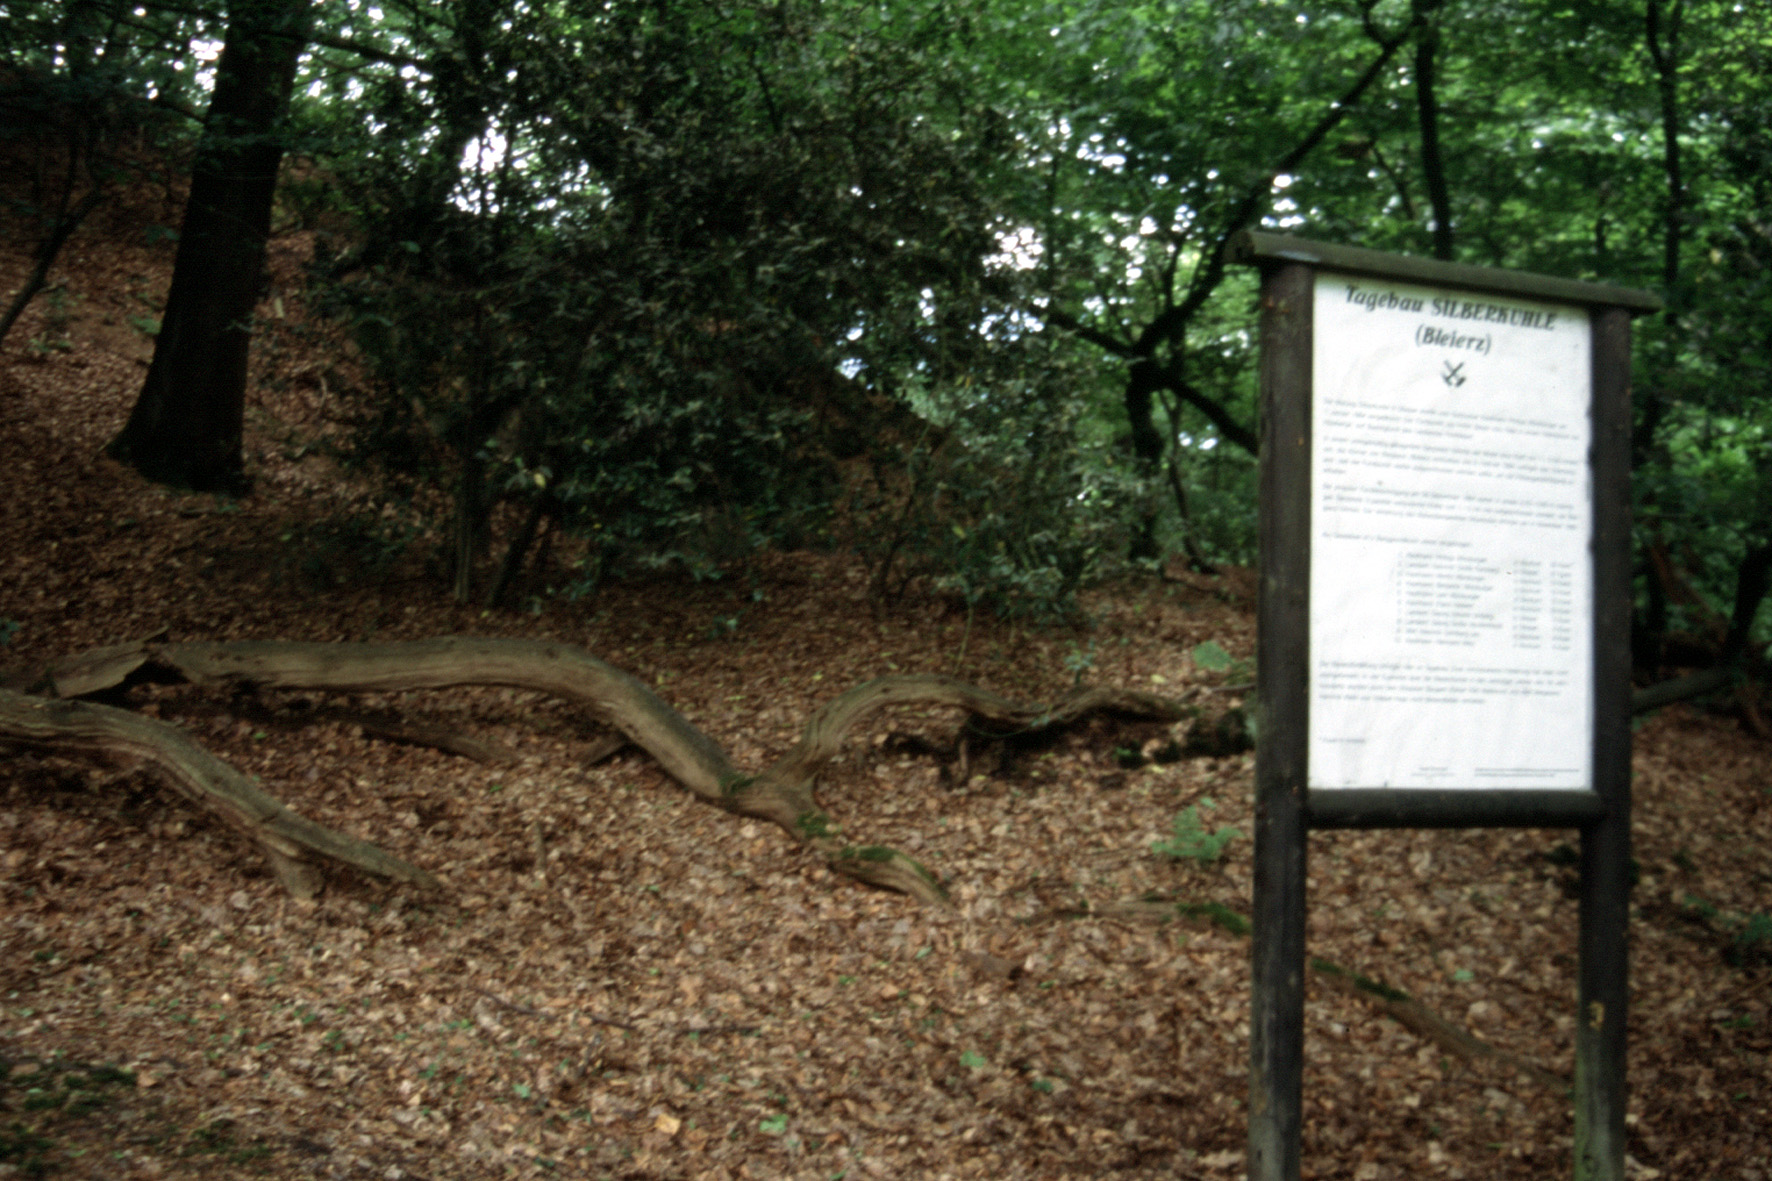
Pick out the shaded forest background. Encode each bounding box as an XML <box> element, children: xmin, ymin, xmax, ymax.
<box><xmin>5</xmin><ymin>0</ymin><xmax>1772</xmax><ymax>671</ymax></box>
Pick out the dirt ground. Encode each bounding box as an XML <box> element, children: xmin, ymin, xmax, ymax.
<box><xmin>0</xmin><ymin>180</ymin><xmax>1767</xmax><ymax>1181</ymax></box>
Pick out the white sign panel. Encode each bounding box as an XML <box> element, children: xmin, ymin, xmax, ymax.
<box><xmin>1309</xmin><ymin>275</ymin><xmax>1593</xmax><ymax>790</ymax></box>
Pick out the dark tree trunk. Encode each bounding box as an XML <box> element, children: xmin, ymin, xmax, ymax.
<box><xmin>108</xmin><ymin>0</ymin><xmax>311</xmax><ymax>494</ymax></box>
<box><xmin>1413</xmin><ymin>5</ymin><xmax>1454</xmax><ymax>260</ymax></box>
<box><xmin>1723</xmin><ymin>538</ymin><xmax>1772</xmax><ymax>666</ymax></box>
<box><xmin>1645</xmin><ymin>0</ymin><xmax>1687</xmax><ymax>302</ymax></box>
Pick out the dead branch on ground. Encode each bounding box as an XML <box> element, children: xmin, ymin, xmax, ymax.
<box><xmin>5</xmin><ymin>637</ymin><xmax>1189</xmax><ymax>903</ymax></box>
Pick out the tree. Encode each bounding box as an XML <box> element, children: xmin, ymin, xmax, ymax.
<box><xmin>972</xmin><ymin>0</ymin><xmax>1423</xmax><ymax>563</ymax></box>
<box><xmin>301</xmin><ymin>0</ymin><xmax>1120</xmax><ymax>611</ymax></box>
<box><xmin>108</xmin><ymin>0</ymin><xmax>312</xmax><ymax>493</ymax></box>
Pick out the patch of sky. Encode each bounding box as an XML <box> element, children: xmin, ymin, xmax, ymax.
<box><xmin>1077</xmin><ymin>131</ymin><xmax>1128</xmax><ymax>173</ymax></box>
<box><xmin>988</xmin><ymin>225</ymin><xmax>1043</xmax><ymax>273</ymax></box>
<box><xmin>1264</xmin><ymin>173</ymin><xmax>1305</xmax><ymax>229</ymax></box>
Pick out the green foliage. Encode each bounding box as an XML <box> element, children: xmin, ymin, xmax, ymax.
<box><xmin>853</xmin><ymin>356</ymin><xmax>1140</xmax><ymax>621</ymax></box>
<box><xmin>307</xmin><ymin>0</ymin><xmax>1027</xmax><ymax>601</ymax></box>
<box><xmin>0</xmin><ymin>1121</ymin><xmax>54</xmax><ymax>1176</ymax></box>
<box><xmin>1190</xmin><ymin>641</ymin><xmax>1232</xmax><ymax>672</ymax></box>
<box><xmin>794</xmin><ymin>811</ymin><xmax>837</xmax><ymax>840</ymax></box>
<box><xmin>839</xmin><ymin>845</ymin><xmax>897</xmax><ymax>864</ymax></box>
<box><xmin>0</xmin><ymin>1057</ymin><xmax>135</xmax><ymax>1176</ymax></box>
<box><xmin>1308</xmin><ymin>957</ymin><xmax>1410</xmax><ymax>1004</ymax></box>
<box><xmin>41</xmin><ymin>0</ymin><xmax>1765</xmax><ymax>649</ymax></box>
<box><xmin>1153</xmin><ymin>799</ymin><xmax>1242</xmax><ymax>864</ymax></box>
<box><xmin>1169</xmin><ymin>899</ymin><xmax>1251</xmax><ymax>938</ymax></box>
<box><xmin>1678</xmin><ymin>894</ymin><xmax>1772</xmax><ymax>969</ymax></box>
<box><xmin>1733</xmin><ymin>914</ymin><xmax>1772</xmax><ymax>969</ymax></box>
<box><xmin>274</xmin><ymin>511</ymin><xmax>420</xmax><ymax>590</ymax></box>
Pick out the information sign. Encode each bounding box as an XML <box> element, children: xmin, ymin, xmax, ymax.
<box><xmin>1309</xmin><ymin>277</ymin><xmax>1592</xmax><ymax>790</ymax></box>
<box><xmin>1228</xmin><ymin>231</ymin><xmax>1659</xmax><ymax>1181</ymax></box>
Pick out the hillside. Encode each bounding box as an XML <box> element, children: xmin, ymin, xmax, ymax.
<box><xmin>0</xmin><ymin>177</ymin><xmax>1768</xmax><ymax>1180</ymax></box>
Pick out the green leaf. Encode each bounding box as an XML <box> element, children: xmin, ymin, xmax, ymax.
<box><xmin>1192</xmin><ymin>642</ymin><xmax>1233</xmax><ymax>672</ymax></box>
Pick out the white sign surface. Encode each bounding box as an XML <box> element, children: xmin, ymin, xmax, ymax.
<box><xmin>1310</xmin><ymin>274</ymin><xmax>1593</xmax><ymax>789</ymax></box>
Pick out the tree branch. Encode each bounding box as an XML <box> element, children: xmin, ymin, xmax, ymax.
<box><xmin>1138</xmin><ymin>10</ymin><xmax>1420</xmax><ymax>353</ymax></box>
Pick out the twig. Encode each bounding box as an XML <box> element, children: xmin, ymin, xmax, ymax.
<box><xmin>472</xmin><ymin>986</ymin><xmax>635</xmax><ymax>1031</ymax></box>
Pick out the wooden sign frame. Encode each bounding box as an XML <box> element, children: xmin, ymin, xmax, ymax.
<box><xmin>1228</xmin><ymin>231</ymin><xmax>1659</xmax><ymax>1181</ymax></box>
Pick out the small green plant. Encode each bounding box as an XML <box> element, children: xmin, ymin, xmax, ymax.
<box><xmin>758</xmin><ymin>1114</ymin><xmax>788</xmax><ymax>1135</ymax></box>
<box><xmin>1153</xmin><ymin>799</ymin><xmax>1243</xmax><ymax>864</ymax></box>
<box><xmin>795</xmin><ymin>811</ymin><xmax>837</xmax><ymax>840</ymax></box>
<box><xmin>1191</xmin><ymin>640</ymin><xmax>1254</xmax><ymax>682</ymax></box>
<box><xmin>1191</xmin><ymin>641</ymin><xmax>1233</xmax><ymax>671</ymax></box>
<box><xmin>1729</xmin><ymin>912</ymin><xmax>1772</xmax><ymax>968</ymax></box>
<box><xmin>1063</xmin><ymin>640</ymin><xmax>1096</xmax><ymax>684</ymax></box>
<box><xmin>27</xmin><ymin>284</ymin><xmax>79</xmax><ymax>357</ymax></box>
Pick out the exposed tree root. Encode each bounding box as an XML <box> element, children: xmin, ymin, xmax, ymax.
<box><xmin>5</xmin><ymin>637</ymin><xmax>1190</xmax><ymax>902</ymax></box>
<box><xmin>0</xmin><ymin>689</ymin><xmax>438</xmax><ymax>898</ymax></box>
<box><xmin>1035</xmin><ymin>896</ymin><xmax>1569</xmax><ymax>1095</ymax></box>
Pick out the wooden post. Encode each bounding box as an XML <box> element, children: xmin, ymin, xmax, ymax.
<box><xmin>1250</xmin><ymin>262</ymin><xmax>1314</xmax><ymax>1181</ymax></box>
<box><xmin>1574</xmin><ymin>305</ymin><xmax>1634</xmax><ymax>1181</ymax></box>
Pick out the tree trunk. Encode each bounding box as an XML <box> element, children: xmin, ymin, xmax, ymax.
<box><xmin>107</xmin><ymin>0</ymin><xmax>312</xmax><ymax>494</ymax></box>
<box><xmin>1413</xmin><ymin>3</ymin><xmax>1454</xmax><ymax>260</ymax></box>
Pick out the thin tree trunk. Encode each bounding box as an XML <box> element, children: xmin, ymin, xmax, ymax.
<box><xmin>489</xmin><ymin>496</ymin><xmax>549</xmax><ymax>609</ymax></box>
<box><xmin>1413</xmin><ymin>4</ymin><xmax>1454</xmax><ymax>260</ymax></box>
<box><xmin>1646</xmin><ymin>0</ymin><xmax>1687</xmax><ymax>301</ymax></box>
<box><xmin>0</xmin><ymin>187</ymin><xmax>105</xmax><ymax>350</ymax></box>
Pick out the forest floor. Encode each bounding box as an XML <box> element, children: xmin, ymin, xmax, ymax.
<box><xmin>0</xmin><ymin>182</ymin><xmax>1768</xmax><ymax>1181</ymax></box>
